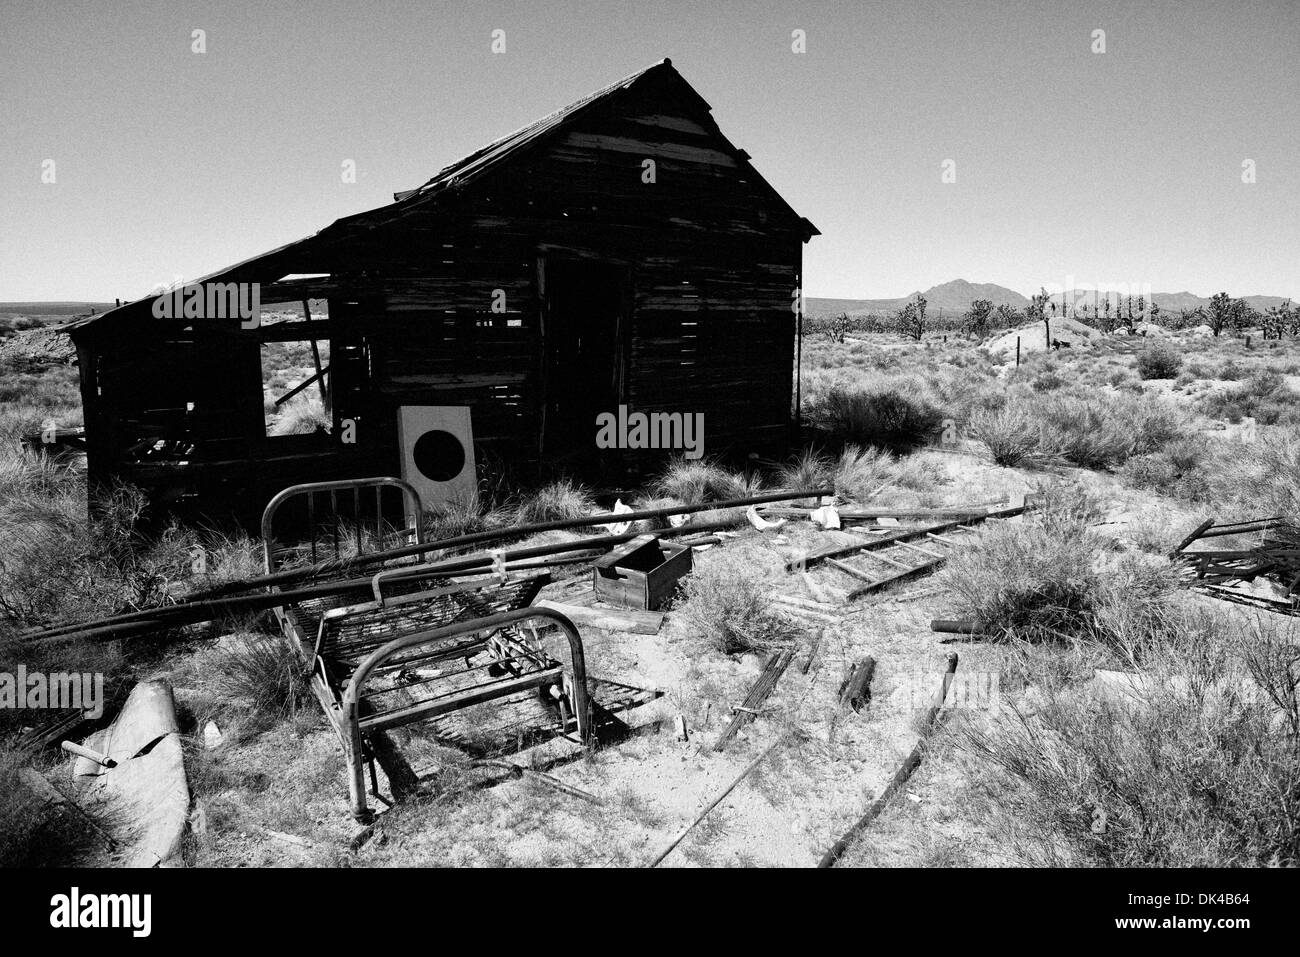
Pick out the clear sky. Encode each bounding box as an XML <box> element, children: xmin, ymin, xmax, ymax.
<box><xmin>2</xmin><ymin>0</ymin><xmax>1296</xmax><ymax>302</ymax></box>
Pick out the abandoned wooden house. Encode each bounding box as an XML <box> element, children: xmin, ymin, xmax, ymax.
<box><xmin>65</xmin><ymin>58</ymin><xmax>819</xmax><ymax>527</ymax></box>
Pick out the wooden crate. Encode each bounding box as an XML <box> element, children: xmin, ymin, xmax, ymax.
<box><xmin>593</xmin><ymin>534</ymin><xmax>693</xmax><ymax>611</ymax></box>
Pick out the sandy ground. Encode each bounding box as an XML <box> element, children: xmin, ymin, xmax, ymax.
<box><xmin>131</xmin><ymin>448</ymin><xmax>1215</xmax><ymax>868</ymax></box>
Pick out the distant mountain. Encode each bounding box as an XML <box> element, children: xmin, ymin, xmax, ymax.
<box><xmin>807</xmin><ymin>279</ymin><xmax>1028</xmax><ymax>317</ymax></box>
<box><xmin>809</xmin><ymin>282</ymin><xmax>1294</xmax><ymax>319</ymax></box>
<box><xmin>1044</xmin><ymin>290</ymin><xmax>1294</xmax><ymax>315</ymax></box>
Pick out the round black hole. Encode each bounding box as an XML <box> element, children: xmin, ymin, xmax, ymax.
<box><xmin>411</xmin><ymin>429</ymin><xmax>465</xmax><ymax>482</ymax></box>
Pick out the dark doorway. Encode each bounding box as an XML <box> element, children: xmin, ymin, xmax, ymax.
<box><xmin>540</xmin><ymin>258</ymin><xmax>630</xmax><ymax>475</ymax></box>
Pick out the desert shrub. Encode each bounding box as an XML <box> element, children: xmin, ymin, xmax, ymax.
<box><xmin>269</xmin><ymin>395</ymin><xmax>330</xmax><ymax>436</ymax></box>
<box><xmin>955</xmin><ymin>612</ymin><xmax>1300</xmax><ymax>866</ymax></box>
<box><xmin>1198</xmin><ymin>371</ymin><xmax>1294</xmax><ymax>425</ymax></box>
<box><xmin>1030</xmin><ymin>370</ymin><xmax>1064</xmax><ymax>392</ymax></box>
<box><xmin>0</xmin><ymin>471</ymin><xmax>196</xmax><ymax>628</ymax></box>
<box><xmin>511</xmin><ymin>479</ymin><xmax>598</xmax><ymax>525</ymax></box>
<box><xmin>1210</xmin><ymin>426</ymin><xmax>1300</xmax><ymax>521</ymax></box>
<box><xmin>970</xmin><ymin>405</ymin><xmax>1041</xmax><ymax>467</ymax></box>
<box><xmin>775</xmin><ymin>449</ymin><xmax>833</xmax><ymax>497</ymax></box>
<box><xmin>806</xmin><ymin>385</ymin><xmax>944</xmax><ymax>453</ymax></box>
<box><xmin>936</xmin><ymin>486</ymin><xmax>1173</xmax><ymax>642</ymax></box>
<box><xmin>1136</xmin><ymin>342</ymin><xmax>1182</xmax><ymax>380</ymax></box>
<box><xmin>203</xmin><ymin>633</ymin><xmax>311</xmax><ymax>724</ymax></box>
<box><xmin>0</xmin><ymin>747</ymin><xmax>98</xmax><ymax>867</ymax></box>
<box><xmin>1119</xmin><ymin>436</ymin><xmax>1212</xmax><ymax>501</ymax></box>
<box><xmin>1217</xmin><ymin>359</ymin><xmax>1246</xmax><ymax>380</ymax></box>
<box><xmin>652</xmin><ymin>458</ymin><xmax>758</xmax><ymax>504</ymax></box>
<box><xmin>1037</xmin><ymin>393</ymin><xmax>1189</xmax><ymax>469</ymax></box>
<box><xmin>832</xmin><ymin>445</ymin><xmax>899</xmax><ymax>501</ymax></box>
<box><xmin>938</xmin><ymin>518</ymin><xmax>1100</xmax><ymax>640</ymax></box>
<box><xmin>676</xmin><ymin>543</ymin><xmax>790</xmax><ymax>655</ymax></box>
<box><xmin>423</xmin><ymin>499</ymin><xmax>490</xmax><ymax>540</ymax></box>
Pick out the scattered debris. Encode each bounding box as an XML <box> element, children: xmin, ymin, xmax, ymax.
<box><xmin>837</xmin><ymin>657</ymin><xmax>877</xmax><ymax>713</ymax></box>
<box><xmin>60</xmin><ymin>741</ymin><xmax>116</xmax><ymax>768</ymax></box>
<box><xmin>592</xmin><ymin>534</ymin><xmax>692</xmax><ymax>611</ymax></box>
<box><xmin>471</xmin><ymin>759</ymin><xmax>607</xmax><ymax>806</ymax></box>
<box><xmin>819</xmin><ymin>653</ymin><xmax>959</xmax><ymax>868</ymax></box>
<box><xmin>673</xmin><ymin>715</ymin><xmax>690</xmax><ymax>743</ymax></box>
<box><xmin>713</xmin><ymin>646</ymin><xmax>797</xmax><ymax>753</ymax></box>
<box><xmin>930</xmin><ymin>619</ymin><xmax>990</xmax><ymax>636</ymax></box>
<box><xmin>1172</xmin><ymin>516</ymin><xmax>1300</xmax><ymax>611</ymax></box>
<box><xmin>74</xmin><ymin>680</ymin><xmax>189</xmax><ymax>867</ymax></box>
<box><xmin>648</xmin><ymin>731</ymin><xmax>793</xmax><ymax>867</ymax></box>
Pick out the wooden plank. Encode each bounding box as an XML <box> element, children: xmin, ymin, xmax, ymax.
<box><xmin>846</xmin><ymin>555</ymin><xmax>947</xmax><ymax>601</ymax></box>
<box><xmin>712</xmin><ymin>647</ymin><xmax>796</xmax><ymax>752</ymax></box>
<box><xmin>862</xmin><ymin>551</ymin><xmax>913</xmax><ymax>571</ymax></box>
<box><xmin>818</xmin><ymin>654</ymin><xmax>959</xmax><ymax>867</ymax></box>
<box><xmin>892</xmin><ymin>539</ymin><xmax>946</xmax><ymax>560</ymax></box>
<box><xmin>838</xmin><ymin>657</ymin><xmax>876</xmax><ymax>712</ymax></box>
<box><xmin>826</xmin><ymin>557</ymin><xmax>877</xmax><ymax>582</ymax></box>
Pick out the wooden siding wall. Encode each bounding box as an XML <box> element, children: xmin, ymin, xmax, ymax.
<box><xmin>342</xmin><ymin>79</ymin><xmax>801</xmax><ymax>468</ymax></box>
<box><xmin>78</xmin><ymin>75</ymin><xmax>805</xmax><ymax>525</ymax></box>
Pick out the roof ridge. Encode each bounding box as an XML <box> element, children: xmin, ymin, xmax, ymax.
<box><xmin>400</xmin><ymin>58</ymin><xmax>675</xmax><ymax>202</ymax></box>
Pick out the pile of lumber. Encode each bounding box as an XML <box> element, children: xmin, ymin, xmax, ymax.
<box><xmin>1173</xmin><ymin>517</ymin><xmax>1300</xmax><ymax>609</ymax></box>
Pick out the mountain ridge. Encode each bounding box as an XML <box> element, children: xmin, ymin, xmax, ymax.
<box><xmin>808</xmin><ymin>281</ymin><xmax>1293</xmax><ymax>317</ymax></box>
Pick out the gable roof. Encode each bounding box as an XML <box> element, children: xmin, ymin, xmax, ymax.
<box><xmin>67</xmin><ymin>59</ymin><xmax>817</xmax><ymax>336</ymax></box>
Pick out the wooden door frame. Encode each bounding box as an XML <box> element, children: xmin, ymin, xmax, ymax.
<box><xmin>535</xmin><ymin>248</ymin><xmax>634</xmax><ymax>457</ymax></box>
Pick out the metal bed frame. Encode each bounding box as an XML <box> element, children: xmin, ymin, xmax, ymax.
<box><xmin>262</xmin><ymin>476</ymin><xmax>592</xmax><ymax>820</ymax></box>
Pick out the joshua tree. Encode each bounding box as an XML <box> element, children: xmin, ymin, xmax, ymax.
<box><xmin>962</xmin><ymin>298</ymin><xmax>995</xmax><ymax>338</ymax></box>
<box><xmin>896</xmin><ymin>292</ymin><xmax>928</xmax><ymax>341</ymax></box>
<box><xmin>1207</xmin><ymin>292</ymin><xmax>1233</xmax><ymax>337</ymax></box>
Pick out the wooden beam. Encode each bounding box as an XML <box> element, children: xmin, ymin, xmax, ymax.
<box><xmin>712</xmin><ymin>647</ymin><xmax>797</xmax><ymax>752</ymax></box>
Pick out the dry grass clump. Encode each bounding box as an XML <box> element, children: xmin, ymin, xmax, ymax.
<box><xmin>675</xmin><ymin>542</ymin><xmax>791</xmax><ymax>655</ymax></box>
<box><xmin>423</xmin><ymin>498</ymin><xmax>492</xmax><ymax>541</ymax></box>
<box><xmin>0</xmin><ymin>462</ymin><xmax>196</xmax><ymax>629</ymax></box>
<box><xmin>775</xmin><ymin>449</ymin><xmax>834</xmax><ymax>497</ymax></box>
<box><xmin>268</xmin><ymin>395</ymin><xmax>331</xmax><ymax>436</ymax></box>
<box><xmin>1212</xmin><ymin>426</ymin><xmax>1300</xmax><ymax>521</ymax></box>
<box><xmin>0</xmin><ymin>747</ymin><xmax>100</xmax><ymax>867</ymax></box>
<box><xmin>652</xmin><ymin>458</ymin><xmax>760</xmax><ymax>504</ymax></box>
<box><xmin>829</xmin><ymin>445</ymin><xmax>946</xmax><ymax>502</ymax></box>
<box><xmin>198</xmin><ymin>633</ymin><xmax>312</xmax><ymax>728</ymax></box>
<box><xmin>805</xmin><ymin>384</ymin><xmax>945</xmax><ymax>453</ymax></box>
<box><xmin>0</xmin><ymin>358</ymin><xmax>81</xmax><ymax>442</ymax></box>
<box><xmin>955</xmin><ymin>611</ymin><xmax>1300</xmax><ymax>866</ymax></box>
<box><xmin>510</xmin><ymin>479</ymin><xmax>598</xmax><ymax>525</ymax></box>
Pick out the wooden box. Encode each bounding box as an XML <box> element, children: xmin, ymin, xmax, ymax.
<box><xmin>593</xmin><ymin>534</ymin><xmax>694</xmax><ymax>611</ymax></box>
